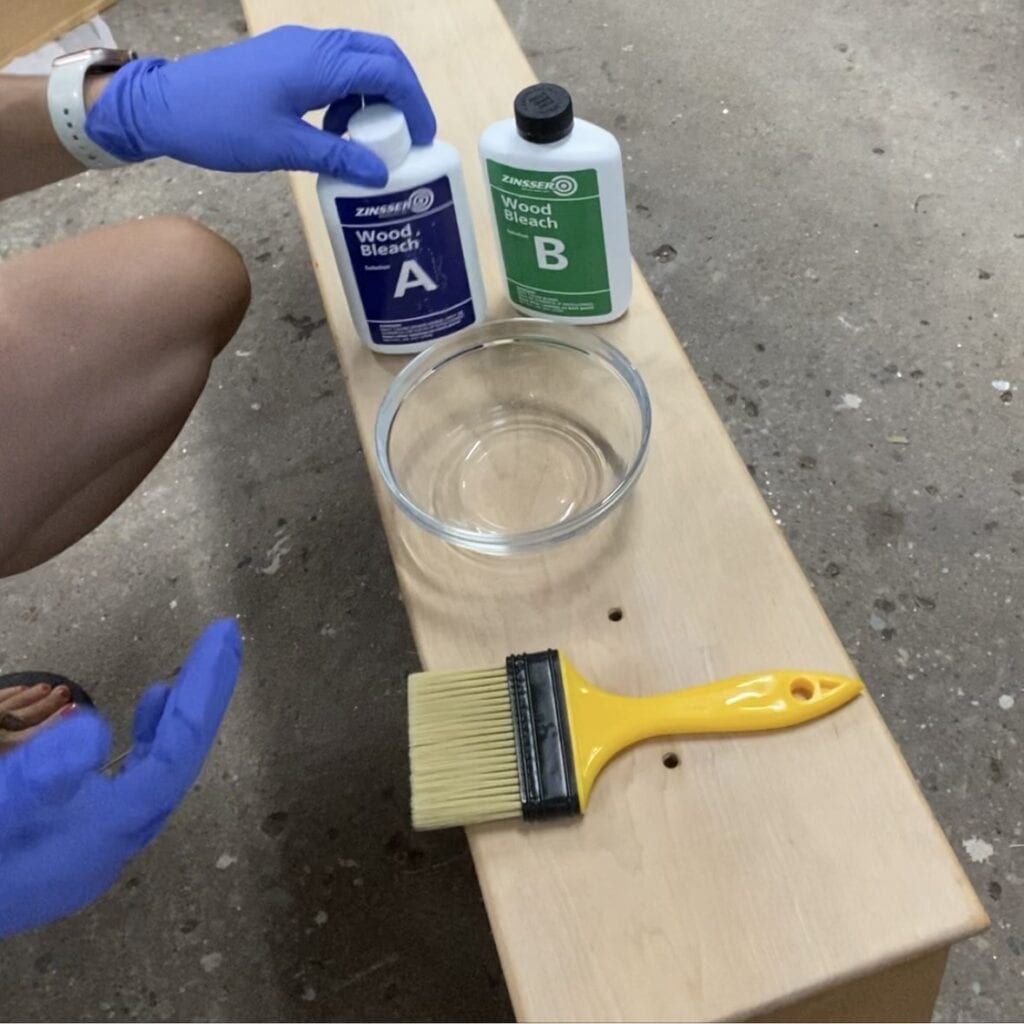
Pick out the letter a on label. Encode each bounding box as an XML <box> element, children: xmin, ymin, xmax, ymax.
<box><xmin>394</xmin><ymin>259</ymin><xmax>439</xmax><ymax>298</ymax></box>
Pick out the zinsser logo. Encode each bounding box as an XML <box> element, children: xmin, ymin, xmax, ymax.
<box><xmin>355</xmin><ymin>186</ymin><xmax>435</xmax><ymax>218</ymax></box>
<box><xmin>501</xmin><ymin>173</ymin><xmax>578</xmax><ymax>196</ymax></box>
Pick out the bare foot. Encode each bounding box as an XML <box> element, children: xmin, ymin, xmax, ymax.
<box><xmin>0</xmin><ymin>682</ymin><xmax>73</xmax><ymax>752</ymax></box>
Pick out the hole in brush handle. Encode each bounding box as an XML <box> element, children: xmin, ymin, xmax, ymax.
<box><xmin>790</xmin><ymin>678</ymin><xmax>815</xmax><ymax>701</ymax></box>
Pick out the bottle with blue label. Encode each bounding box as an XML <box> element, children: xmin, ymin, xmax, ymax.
<box><xmin>317</xmin><ymin>104</ymin><xmax>486</xmax><ymax>354</ymax></box>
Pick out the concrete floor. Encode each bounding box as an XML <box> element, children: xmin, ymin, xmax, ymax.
<box><xmin>1</xmin><ymin>0</ymin><xmax>1021</xmax><ymax>1019</ymax></box>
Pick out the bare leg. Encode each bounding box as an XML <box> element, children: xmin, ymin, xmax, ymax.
<box><xmin>0</xmin><ymin>215</ymin><xmax>251</xmax><ymax>576</ymax></box>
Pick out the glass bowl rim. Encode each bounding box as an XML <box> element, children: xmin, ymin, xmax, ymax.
<box><xmin>373</xmin><ymin>317</ymin><xmax>653</xmax><ymax>553</ymax></box>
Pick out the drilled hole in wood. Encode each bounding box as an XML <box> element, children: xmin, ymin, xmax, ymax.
<box><xmin>662</xmin><ymin>752</ymin><xmax>679</xmax><ymax>769</ymax></box>
<box><xmin>608</xmin><ymin>607</ymin><xmax>623</xmax><ymax>622</ymax></box>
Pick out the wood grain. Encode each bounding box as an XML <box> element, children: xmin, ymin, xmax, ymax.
<box><xmin>0</xmin><ymin>0</ymin><xmax>116</xmax><ymax>68</ymax></box>
<box><xmin>242</xmin><ymin>1</ymin><xmax>987</xmax><ymax>1019</ymax></box>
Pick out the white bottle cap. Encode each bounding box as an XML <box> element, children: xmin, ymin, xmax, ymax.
<box><xmin>348</xmin><ymin>103</ymin><xmax>412</xmax><ymax>171</ymax></box>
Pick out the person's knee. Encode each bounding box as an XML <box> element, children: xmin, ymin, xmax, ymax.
<box><xmin>135</xmin><ymin>216</ymin><xmax>251</xmax><ymax>361</ymax></box>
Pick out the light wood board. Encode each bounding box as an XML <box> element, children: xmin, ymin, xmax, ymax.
<box><xmin>242</xmin><ymin>1</ymin><xmax>987</xmax><ymax>1019</ymax></box>
<box><xmin>0</xmin><ymin>0</ymin><xmax>117</xmax><ymax>68</ymax></box>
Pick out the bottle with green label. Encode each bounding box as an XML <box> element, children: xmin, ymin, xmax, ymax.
<box><xmin>479</xmin><ymin>83</ymin><xmax>631</xmax><ymax>324</ymax></box>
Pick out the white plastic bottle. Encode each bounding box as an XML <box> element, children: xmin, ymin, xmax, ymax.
<box><xmin>479</xmin><ymin>83</ymin><xmax>631</xmax><ymax>324</ymax></box>
<box><xmin>317</xmin><ymin>104</ymin><xmax>486</xmax><ymax>354</ymax></box>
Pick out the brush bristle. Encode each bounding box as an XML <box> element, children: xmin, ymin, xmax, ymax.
<box><xmin>408</xmin><ymin>665</ymin><xmax>522</xmax><ymax>830</ymax></box>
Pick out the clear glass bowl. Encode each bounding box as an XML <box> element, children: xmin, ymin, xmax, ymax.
<box><xmin>374</xmin><ymin>319</ymin><xmax>652</xmax><ymax>555</ymax></box>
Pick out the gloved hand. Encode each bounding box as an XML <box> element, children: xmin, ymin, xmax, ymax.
<box><xmin>86</xmin><ymin>25</ymin><xmax>435</xmax><ymax>186</ymax></box>
<box><xmin>0</xmin><ymin>619</ymin><xmax>242</xmax><ymax>938</ymax></box>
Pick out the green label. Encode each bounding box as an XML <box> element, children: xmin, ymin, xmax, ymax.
<box><xmin>486</xmin><ymin>160</ymin><xmax>611</xmax><ymax>317</ymax></box>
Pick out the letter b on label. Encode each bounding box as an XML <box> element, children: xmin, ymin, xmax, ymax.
<box><xmin>534</xmin><ymin>236</ymin><xmax>568</xmax><ymax>271</ymax></box>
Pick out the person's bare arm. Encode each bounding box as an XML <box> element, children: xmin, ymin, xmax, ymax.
<box><xmin>0</xmin><ymin>73</ymin><xmax>110</xmax><ymax>202</ymax></box>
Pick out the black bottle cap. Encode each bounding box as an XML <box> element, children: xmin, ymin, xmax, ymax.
<box><xmin>514</xmin><ymin>83</ymin><xmax>574</xmax><ymax>143</ymax></box>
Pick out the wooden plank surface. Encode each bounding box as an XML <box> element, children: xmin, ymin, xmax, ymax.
<box><xmin>242</xmin><ymin>1</ymin><xmax>987</xmax><ymax>1019</ymax></box>
<box><xmin>0</xmin><ymin>0</ymin><xmax>116</xmax><ymax>67</ymax></box>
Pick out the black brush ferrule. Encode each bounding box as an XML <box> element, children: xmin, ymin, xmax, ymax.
<box><xmin>506</xmin><ymin>651</ymin><xmax>581</xmax><ymax>820</ymax></box>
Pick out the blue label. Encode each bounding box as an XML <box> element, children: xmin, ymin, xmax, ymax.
<box><xmin>335</xmin><ymin>175</ymin><xmax>474</xmax><ymax>346</ymax></box>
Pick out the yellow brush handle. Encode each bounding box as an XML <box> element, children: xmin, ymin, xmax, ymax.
<box><xmin>631</xmin><ymin>669</ymin><xmax>863</xmax><ymax>733</ymax></box>
<box><xmin>561</xmin><ymin>663</ymin><xmax>863</xmax><ymax>810</ymax></box>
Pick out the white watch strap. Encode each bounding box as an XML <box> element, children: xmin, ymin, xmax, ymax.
<box><xmin>47</xmin><ymin>59</ymin><xmax>125</xmax><ymax>169</ymax></box>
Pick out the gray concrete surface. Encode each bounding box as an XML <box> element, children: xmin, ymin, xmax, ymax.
<box><xmin>1</xmin><ymin>0</ymin><xmax>1020</xmax><ymax>1020</ymax></box>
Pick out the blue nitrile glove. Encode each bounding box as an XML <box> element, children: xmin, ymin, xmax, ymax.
<box><xmin>85</xmin><ymin>25</ymin><xmax>436</xmax><ymax>187</ymax></box>
<box><xmin>0</xmin><ymin>619</ymin><xmax>242</xmax><ymax>938</ymax></box>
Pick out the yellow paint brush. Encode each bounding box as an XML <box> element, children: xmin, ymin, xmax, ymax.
<box><xmin>408</xmin><ymin>652</ymin><xmax>862</xmax><ymax>830</ymax></box>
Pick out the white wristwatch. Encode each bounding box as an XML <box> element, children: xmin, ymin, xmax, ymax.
<box><xmin>47</xmin><ymin>47</ymin><xmax>137</xmax><ymax>169</ymax></box>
